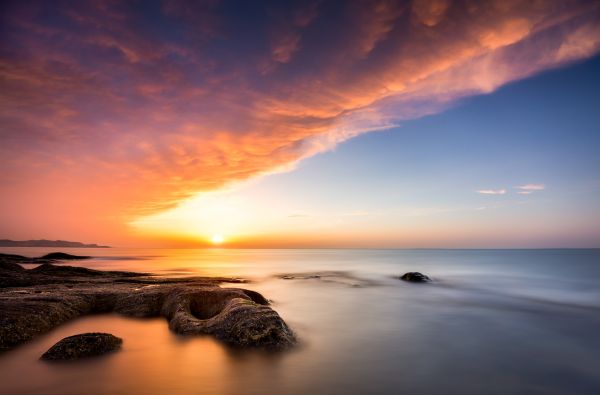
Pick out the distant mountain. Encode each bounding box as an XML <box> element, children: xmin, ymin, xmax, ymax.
<box><xmin>0</xmin><ymin>239</ymin><xmax>110</xmax><ymax>248</ymax></box>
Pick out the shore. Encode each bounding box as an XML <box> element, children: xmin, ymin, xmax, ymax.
<box><xmin>0</xmin><ymin>253</ymin><xmax>296</xmax><ymax>353</ymax></box>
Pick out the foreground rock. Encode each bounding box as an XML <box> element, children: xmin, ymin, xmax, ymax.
<box><xmin>400</xmin><ymin>272</ymin><xmax>431</xmax><ymax>283</ymax></box>
<box><xmin>0</xmin><ymin>255</ymin><xmax>296</xmax><ymax>352</ymax></box>
<box><xmin>41</xmin><ymin>333</ymin><xmax>122</xmax><ymax>361</ymax></box>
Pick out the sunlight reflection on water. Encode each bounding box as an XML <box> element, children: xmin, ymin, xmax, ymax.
<box><xmin>1</xmin><ymin>248</ymin><xmax>600</xmax><ymax>394</ymax></box>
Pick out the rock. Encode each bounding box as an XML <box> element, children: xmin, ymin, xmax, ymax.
<box><xmin>0</xmin><ymin>256</ymin><xmax>296</xmax><ymax>352</ymax></box>
<box><xmin>276</xmin><ymin>271</ymin><xmax>378</xmax><ymax>287</ymax></box>
<box><xmin>39</xmin><ymin>252</ymin><xmax>91</xmax><ymax>260</ymax></box>
<box><xmin>400</xmin><ymin>272</ymin><xmax>431</xmax><ymax>283</ymax></box>
<box><xmin>162</xmin><ymin>288</ymin><xmax>296</xmax><ymax>350</ymax></box>
<box><xmin>41</xmin><ymin>333</ymin><xmax>122</xmax><ymax>360</ymax></box>
<box><xmin>0</xmin><ymin>252</ymin><xmax>91</xmax><ymax>267</ymax></box>
<box><xmin>0</xmin><ymin>262</ymin><xmax>146</xmax><ymax>288</ymax></box>
<box><xmin>0</xmin><ymin>259</ymin><xmax>25</xmax><ymax>272</ymax></box>
<box><xmin>31</xmin><ymin>263</ymin><xmax>142</xmax><ymax>278</ymax></box>
<box><xmin>0</xmin><ymin>254</ymin><xmax>31</xmax><ymax>266</ymax></box>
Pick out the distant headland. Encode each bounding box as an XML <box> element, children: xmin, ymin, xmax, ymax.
<box><xmin>0</xmin><ymin>239</ymin><xmax>110</xmax><ymax>248</ymax></box>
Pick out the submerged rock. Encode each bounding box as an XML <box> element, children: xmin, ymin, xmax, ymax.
<box><xmin>41</xmin><ymin>333</ymin><xmax>122</xmax><ymax>360</ymax></box>
<box><xmin>0</xmin><ymin>257</ymin><xmax>296</xmax><ymax>352</ymax></box>
<box><xmin>399</xmin><ymin>272</ymin><xmax>431</xmax><ymax>283</ymax></box>
<box><xmin>276</xmin><ymin>271</ymin><xmax>378</xmax><ymax>287</ymax></box>
<box><xmin>39</xmin><ymin>252</ymin><xmax>91</xmax><ymax>260</ymax></box>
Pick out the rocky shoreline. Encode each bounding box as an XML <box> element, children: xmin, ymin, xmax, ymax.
<box><xmin>0</xmin><ymin>253</ymin><xmax>296</xmax><ymax>352</ymax></box>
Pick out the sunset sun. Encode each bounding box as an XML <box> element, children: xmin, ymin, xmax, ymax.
<box><xmin>211</xmin><ymin>234</ymin><xmax>225</xmax><ymax>245</ymax></box>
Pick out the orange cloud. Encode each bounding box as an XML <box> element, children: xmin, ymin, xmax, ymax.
<box><xmin>0</xmin><ymin>0</ymin><xmax>599</xmax><ymax>243</ymax></box>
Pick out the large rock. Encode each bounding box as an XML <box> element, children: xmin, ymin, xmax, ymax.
<box><xmin>41</xmin><ymin>333</ymin><xmax>122</xmax><ymax>360</ymax></box>
<box><xmin>0</xmin><ymin>256</ymin><xmax>296</xmax><ymax>352</ymax></box>
<box><xmin>163</xmin><ymin>288</ymin><xmax>296</xmax><ymax>350</ymax></box>
<box><xmin>399</xmin><ymin>272</ymin><xmax>431</xmax><ymax>283</ymax></box>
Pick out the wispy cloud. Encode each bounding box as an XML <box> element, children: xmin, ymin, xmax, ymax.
<box><xmin>517</xmin><ymin>184</ymin><xmax>546</xmax><ymax>191</ymax></box>
<box><xmin>476</xmin><ymin>189</ymin><xmax>507</xmax><ymax>195</ymax></box>
<box><xmin>0</xmin><ymin>1</ymin><xmax>597</xmax><ymax>239</ymax></box>
<box><xmin>516</xmin><ymin>184</ymin><xmax>546</xmax><ymax>194</ymax></box>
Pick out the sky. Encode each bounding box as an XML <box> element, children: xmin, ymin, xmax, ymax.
<box><xmin>1</xmin><ymin>0</ymin><xmax>599</xmax><ymax>248</ymax></box>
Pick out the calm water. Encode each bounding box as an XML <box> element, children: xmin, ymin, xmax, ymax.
<box><xmin>1</xmin><ymin>248</ymin><xmax>600</xmax><ymax>394</ymax></box>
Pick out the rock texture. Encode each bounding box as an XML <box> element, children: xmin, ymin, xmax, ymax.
<box><xmin>277</xmin><ymin>271</ymin><xmax>378</xmax><ymax>287</ymax></box>
<box><xmin>0</xmin><ymin>254</ymin><xmax>296</xmax><ymax>352</ymax></box>
<box><xmin>41</xmin><ymin>333</ymin><xmax>122</xmax><ymax>361</ymax></box>
<box><xmin>399</xmin><ymin>272</ymin><xmax>431</xmax><ymax>283</ymax></box>
<box><xmin>0</xmin><ymin>252</ymin><xmax>90</xmax><ymax>266</ymax></box>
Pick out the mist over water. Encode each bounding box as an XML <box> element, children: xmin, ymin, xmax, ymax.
<box><xmin>1</xmin><ymin>248</ymin><xmax>599</xmax><ymax>394</ymax></box>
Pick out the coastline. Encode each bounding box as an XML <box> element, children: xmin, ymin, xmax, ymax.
<box><xmin>0</xmin><ymin>253</ymin><xmax>296</xmax><ymax>353</ymax></box>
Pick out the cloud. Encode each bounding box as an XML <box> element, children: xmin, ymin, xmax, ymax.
<box><xmin>0</xmin><ymin>0</ymin><xmax>598</xmax><ymax>240</ymax></box>
<box><xmin>516</xmin><ymin>184</ymin><xmax>545</xmax><ymax>194</ymax></box>
<box><xmin>411</xmin><ymin>0</ymin><xmax>451</xmax><ymax>27</ymax></box>
<box><xmin>476</xmin><ymin>184</ymin><xmax>545</xmax><ymax>197</ymax></box>
<box><xmin>517</xmin><ymin>184</ymin><xmax>546</xmax><ymax>191</ymax></box>
<box><xmin>476</xmin><ymin>189</ymin><xmax>507</xmax><ymax>195</ymax></box>
<box><xmin>265</xmin><ymin>1</ymin><xmax>320</xmax><ymax>68</ymax></box>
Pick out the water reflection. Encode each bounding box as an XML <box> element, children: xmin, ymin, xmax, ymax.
<box><xmin>1</xmin><ymin>249</ymin><xmax>600</xmax><ymax>394</ymax></box>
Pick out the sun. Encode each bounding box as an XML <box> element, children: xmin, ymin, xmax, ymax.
<box><xmin>211</xmin><ymin>234</ymin><xmax>225</xmax><ymax>245</ymax></box>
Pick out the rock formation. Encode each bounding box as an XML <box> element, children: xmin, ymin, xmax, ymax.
<box><xmin>0</xmin><ymin>254</ymin><xmax>296</xmax><ymax>352</ymax></box>
<box><xmin>41</xmin><ymin>333</ymin><xmax>122</xmax><ymax>360</ymax></box>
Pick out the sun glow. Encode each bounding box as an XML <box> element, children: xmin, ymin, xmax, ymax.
<box><xmin>211</xmin><ymin>234</ymin><xmax>225</xmax><ymax>245</ymax></box>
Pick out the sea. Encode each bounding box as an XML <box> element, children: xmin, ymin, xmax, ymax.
<box><xmin>1</xmin><ymin>248</ymin><xmax>599</xmax><ymax>395</ymax></box>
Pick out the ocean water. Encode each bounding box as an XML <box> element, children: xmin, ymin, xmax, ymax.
<box><xmin>1</xmin><ymin>248</ymin><xmax>599</xmax><ymax>395</ymax></box>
